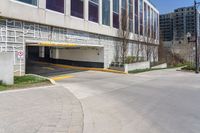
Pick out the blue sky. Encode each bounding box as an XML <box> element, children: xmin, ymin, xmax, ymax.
<box><xmin>151</xmin><ymin>0</ymin><xmax>194</xmax><ymax>14</ymax></box>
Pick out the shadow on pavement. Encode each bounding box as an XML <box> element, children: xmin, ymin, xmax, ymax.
<box><xmin>26</xmin><ymin>60</ymin><xmax>86</xmax><ymax>77</ymax></box>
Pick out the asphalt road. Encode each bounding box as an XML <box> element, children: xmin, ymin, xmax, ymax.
<box><xmin>57</xmin><ymin>69</ymin><xmax>200</xmax><ymax>133</ymax></box>
<box><xmin>26</xmin><ymin>61</ymin><xmax>84</xmax><ymax>77</ymax></box>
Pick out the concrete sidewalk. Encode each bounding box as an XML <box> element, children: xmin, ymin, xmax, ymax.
<box><xmin>57</xmin><ymin>69</ymin><xmax>200</xmax><ymax>133</ymax></box>
<box><xmin>0</xmin><ymin>85</ymin><xmax>83</xmax><ymax>133</ymax></box>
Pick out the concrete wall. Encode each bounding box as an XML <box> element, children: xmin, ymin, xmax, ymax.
<box><xmin>0</xmin><ymin>17</ymin><xmax>159</xmax><ymax>73</ymax></box>
<box><xmin>0</xmin><ymin>52</ymin><xmax>14</xmax><ymax>85</ymax></box>
<box><xmin>53</xmin><ymin>47</ymin><xmax>104</xmax><ymax>63</ymax></box>
<box><xmin>0</xmin><ymin>0</ymin><xmax>159</xmax><ymax>44</ymax></box>
<box><xmin>151</xmin><ymin>63</ymin><xmax>167</xmax><ymax>69</ymax></box>
<box><xmin>124</xmin><ymin>61</ymin><xmax>150</xmax><ymax>73</ymax></box>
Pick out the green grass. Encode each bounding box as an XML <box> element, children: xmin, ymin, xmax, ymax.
<box><xmin>181</xmin><ymin>65</ymin><xmax>200</xmax><ymax>72</ymax></box>
<box><xmin>129</xmin><ymin>68</ymin><xmax>167</xmax><ymax>74</ymax></box>
<box><xmin>0</xmin><ymin>75</ymin><xmax>50</xmax><ymax>91</ymax></box>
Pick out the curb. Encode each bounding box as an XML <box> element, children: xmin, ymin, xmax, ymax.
<box><xmin>54</xmin><ymin>64</ymin><xmax>127</xmax><ymax>74</ymax></box>
<box><xmin>32</xmin><ymin>61</ymin><xmax>127</xmax><ymax>74</ymax></box>
<box><xmin>26</xmin><ymin>74</ymin><xmax>56</xmax><ymax>85</ymax></box>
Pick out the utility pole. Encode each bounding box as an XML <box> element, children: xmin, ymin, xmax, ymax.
<box><xmin>194</xmin><ymin>0</ymin><xmax>199</xmax><ymax>73</ymax></box>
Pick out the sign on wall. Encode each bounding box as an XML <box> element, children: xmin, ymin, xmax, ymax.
<box><xmin>17</xmin><ymin>50</ymin><xmax>24</xmax><ymax>60</ymax></box>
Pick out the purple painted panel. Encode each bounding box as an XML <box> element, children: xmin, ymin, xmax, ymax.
<box><xmin>89</xmin><ymin>2</ymin><xmax>99</xmax><ymax>23</ymax></box>
<box><xmin>46</xmin><ymin>0</ymin><xmax>64</xmax><ymax>13</ymax></box>
<box><xmin>71</xmin><ymin>0</ymin><xmax>84</xmax><ymax>18</ymax></box>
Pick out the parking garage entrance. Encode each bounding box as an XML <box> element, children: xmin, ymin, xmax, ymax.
<box><xmin>25</xmin><ymin>42</ymin><xmax>104</xmax><ymax>76</ymax></box>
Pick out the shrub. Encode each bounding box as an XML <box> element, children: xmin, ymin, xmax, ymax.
<box><xmin>125</xmin><ymin>56</ymin><xmax>136</xmax><ymax>64</ymax></box>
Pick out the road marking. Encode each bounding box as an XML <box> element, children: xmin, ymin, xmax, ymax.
<box><xmin>42</xmin><ymin>67</ymin><xmax>55</xmax><ymax>70</ymax></box>
<box><xmin>51</xmin><ymin>75</ymin><xmax>74</xmax><ymax>81</ymax></box>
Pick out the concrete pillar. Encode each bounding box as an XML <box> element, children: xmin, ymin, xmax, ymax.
<box><xmin>39</xmin><ymin>0</ymin><xmax>46</xmax><ymax>9</ymax></box>
<box><xmin>66</xmin><ymin>0</ymin><xmax>71</xmax><ymax>16</ymax></box>
<box><xmin>84</xmin><ymin>0</ymin><xmax>89</xmax><ymax>21</ymax></box>
<box><xmin>0</xmin><ymin>53</ymin><xmax>14</xmax><ymax>85</ymax></box>
<box><xmin>119</xmin><ymin>0</ymin><xmax>122</xmax><ymax>29</ymax></box>
<box><xmin>54</xmin><ymin>48</ymin><xmax>59</xmax><ymax>59</ymax></box>
<box><xmin>99</xmin><ymin>0</ymin><xmax>102</xmax><ymax>24</ymax></box>
<box><xmin>39</xmin><ymin>46</ymin><xmax>45</xmax><ymax>58</ymax></box>
<box><xmin>110</xmin><ymin>0</ymin><xmax>113</xmax><ymax>27</ymax></box>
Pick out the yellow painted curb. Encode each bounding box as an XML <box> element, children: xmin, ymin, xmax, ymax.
<box><xmin>51</xmin><ymin>75</ymin><xmax>74</xmax><ymax>81</ymax></box>
<box><xmin>32</xmin><ymin>61</ymin><xmax>126</xmax><ymax>74</ymax></box>
<box><xmin>54</xmin><ymin>64</ymin><xmax>126</xmax><ymax>74</ymax></box>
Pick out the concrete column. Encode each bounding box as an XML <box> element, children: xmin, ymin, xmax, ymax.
<box><xmin>39</xmin><ymin>47</ymin><xmax>45</xmax><ymax>58</ymax></box>
<box><xmin>39</xmin><ymin>0</ymin><xmax>46</xmax><ymax>9</ymax></box>
<box><xmin>119</xmin><ymin>0</ymin><xmax>122</xmax><ymax>29</ymax></box>
<box><xmin>84</xmin><ymin>0</ymin><xmax>89</xmax><ymax>21</ymax></box>
<box><xmin>0</xmin><ymin>53</ymin><xmax>14</xmax><ymax>85</ymax></box>
<box><xmin>110</xmin><ymin>0</ymin><xmax>113</xmax><ymax>27</ymax></box>
<box><xmin>66</xmin><ymin>0</ymin><xmax>71</xmax><ymax>16</ymax></box>
<box><xmin>55</xmin><ymin>48</ymin><xmax>59</xmax><ymax>59</ymax></box>
<box><xmin>99</xmin><ymin>0</ymin><xmax>102</xmax><ymax>24</ymax></box>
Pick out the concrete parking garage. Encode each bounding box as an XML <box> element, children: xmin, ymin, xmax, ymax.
<box><xmin>25</xmin><ymin>42</ymin><xmax>104</xmax><ymax>76</ymax></box>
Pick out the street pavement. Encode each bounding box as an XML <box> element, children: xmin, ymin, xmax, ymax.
<box><xmin>26</xmin><ymin>61</ymin><xmax>84</xmax><ymax>77</ymax></box>
<box><xmin>0</xmin><ymin>68</ymin><xmax>200</xmax><ymax>133</ymax></box>
<box><xmin>57</xmin><ymin>69</ymin><xmax>200</xmax><ymax>133</ymax></box>
<box><xmin>0</xmin><ymin>85</ymin><xmax>83</xmax><ymax>133</ymax></box>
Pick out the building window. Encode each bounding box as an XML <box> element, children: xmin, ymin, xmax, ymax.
<box><xmin>102</xmin><ymin>0</ymin><xmax>110</xmax><ymax>26</ymax></box>
<box><xmin>129</xmin><ymin>0</ymin><xmax>133</xmax><ymax>32</ymax></box>
<box><xmin>46</xmin><ymin>0</ymin><xmax>64</xmax><ymax>13</ymax></box>
<box><xmin>148</xmin><ymin>6</ymin><xmax>150</xmax><ymax>37</ymax></box>
<box><xmin>121</xmin><ymin>0</ymin><xmax>127</xmax><ymax>29</ymax></box>
<box><xmin>89</xmin><ymin>0</ymin><xmax>99</xmax><ymax>23</ymax></box>
<box><xmin>144</xmin><ymin>2</ymin><xmax>147</xmax><ymax>36</ymax></box>
<box><xmin>71</xmin><ymin>0</ymin><xmax>84</xmax><ymax>18</ymax></box>
<box><xmin>135</xmin><ymin>0</ymin><xmax>139</xmax><ymax>34</ymax></box>
<box><xmin>139</xmin><ymin>0</ymin><xmax>143</xmax><ymax>35</ymax></box>
<box><xmin>16</xmin><ymin>0</ymin><xmax>37</xmax><ymax>6</ymax></box>
<box><xmin>157</xmin><ymin>13</ymin><xmax>159</xmax><ymax>40</ymax></box>
<box><xmin>113</xmin><ymin>0</ymin><xmax>119</xmax><ymax>28</ymax></box>
<box><xmin>151</xmin><ymin>8</ymin><xmax>154</xmax><ymax>38</ymax></box>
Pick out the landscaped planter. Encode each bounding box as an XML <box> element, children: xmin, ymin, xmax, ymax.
<box><xmin>124</xmin><ymin>61</ymin><xmax>150</xmax><ymax>73</ymax></box>
<box><xmin>151</xmin><ymin>63</ymin><xmax>167</xmax><ymax>69</ymax></box>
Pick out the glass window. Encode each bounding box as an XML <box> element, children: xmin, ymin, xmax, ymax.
<box><xmin>139</xmin><ymin>0</ymin><xmax>143</xmax><ymax>35</ymax></box>
<box><xmin>46</xmin><ymin>0</ymin><xmax>64</xmax><ymax>13</ymax></box>
<box><xmin>113</xmin><ymin>0</ymin><xmax>119</xmax><ymax>28</ymax></box>
<box><xmin>148</xmin><ymin>6</ymin><xmax>150</xmax><ymax>37</ymax></box>
<box><xmin>16</xmin><ymin>0</ymin><xmax>37</xmax><ymax>6</ymax></box>
<box><xmin>151</xmin><ymin>8</ymin><xmax>154</xmax><ymax>38</ymax></box>
<box><xmin>157</xmin><ymin>13</ymin><xmax>159</xmax><ymax>40</ymax></box>
<box><xmin>121</xmin><ymin>0</ymin><xmax>127</xmax><ymax>30</ymax></box>
<box><xmin>135</xmin><ymin>0</ymin><xmax>139</xmax><ymax>34</ymax></box>
<box><xmin>71</xmin><ymin>0</ymin><xmax>84</xmax><ymax>18</ymax></box>
<box><xmin>144</xmin><ymin>2</ymin><xmax>147</xmax><ymax>36</ymax></box>
<box><xmin>154</xmin><ymin>11</ymin><xmax>156</xmax><ymax>39</ymax></box>
<box><xmin>102</xmin><ymin>0</ymin><xmax>110</xmax><ymax>26</ymax></box>
<box><xmin>129</xmin><ymin>0</ymin><xmax>133</xmax><ymax>32</ymax></box>
<box><xmin>89</xmin><ymin>0</ymin><xmax>99</xmax><ymax>23</ymax></box>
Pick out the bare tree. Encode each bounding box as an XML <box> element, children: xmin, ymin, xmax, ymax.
<box><xmin>136</xmin><ymin>33</ymin><xmax>142</xmax><ymax>62</ymax></box>
<box><xmin>158</xmin><ymin>39</ymin><xmax>166</xmax><ymax>62</ymax></box>
<box><xmin>118</xmin><ymin>7</ymin><xmax>130</xmax><ymax>64</ymax></box>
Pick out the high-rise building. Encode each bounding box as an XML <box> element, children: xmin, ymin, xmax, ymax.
<box><xmin>160</xmin><ymin>6</ymin><xmax>199</xmax><ymax>45</ymax></box>
<box><xmin>160</xmin><ymin>13</ymin><xmax>174</xmax><ymax>42</ymax></box>
<box><xmin>0</xmin><ymin>0</ymin><xmax>159</xmax><ymax>75</ymax></box>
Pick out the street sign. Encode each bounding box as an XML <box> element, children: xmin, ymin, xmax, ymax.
<box><xmin>17</xmin><ymin>50</ymin><xmax>24</xmax><ymax>59</ymax></box>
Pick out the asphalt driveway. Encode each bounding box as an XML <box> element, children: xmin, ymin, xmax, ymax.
<box><xmin>26</xmin><ymin>61</ymin><xmax>84</xmax><ymax>77</ymax></box>
<box><xmin>0</xmin><ymin>69</ymin><xmax>200</xmax><ymax>133</ymax></box>
<box><xmin>57</xmin><ymin>69</ymin><xmax>200</xmax><ymax>133</ymax></box>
